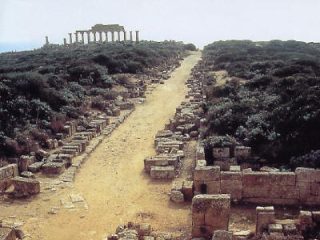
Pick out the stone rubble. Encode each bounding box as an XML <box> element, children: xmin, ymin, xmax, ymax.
<box><xmin>106</xmin><ymin>222</ymin><xmax>185</xmax><ymax>240</ymax></box>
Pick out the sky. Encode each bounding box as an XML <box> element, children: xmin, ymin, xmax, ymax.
<box><xmin>1</xmin><ymin>0</ymin><xmax>320</xmax><ymax>52</ymax></box>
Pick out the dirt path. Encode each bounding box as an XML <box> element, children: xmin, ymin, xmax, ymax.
<box><xmin>0</xmin><ymin>51</ymin><xmax>201</xmax><ymax>240</ymax></box>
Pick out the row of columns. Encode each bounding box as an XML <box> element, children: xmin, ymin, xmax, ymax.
<box><xmin>64</xmin><ymin>30</ymin><xmax>139</xmax><ymax>45</ymax></box>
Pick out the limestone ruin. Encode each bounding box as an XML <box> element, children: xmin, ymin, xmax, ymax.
<box><xmin>45</xmin><ymin>24</ymin><xmax>140</xmax><ymax>47</ymax></box>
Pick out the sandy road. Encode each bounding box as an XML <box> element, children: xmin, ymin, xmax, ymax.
<box><xmin>0</xmin><ymin>51</ymin><xmax>201</xmax><ymax>240</ymax></box>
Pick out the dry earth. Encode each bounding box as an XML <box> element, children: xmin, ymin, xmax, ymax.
<box><xmin>0</xmin><ymin>51</ymin><xmax>202</xmax><ymax>240</ymax></box>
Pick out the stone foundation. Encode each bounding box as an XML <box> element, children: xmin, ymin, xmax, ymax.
<box><xmin>193</xmin><ymin>160</ymin><xmax>320</xmax><ymax>205</ymax></box>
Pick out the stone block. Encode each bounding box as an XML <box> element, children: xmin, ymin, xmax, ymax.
<box><xmin>244</xmin><ymin>198</ymin><xmax>298</xmax><ymax>205</ymax></box>
<box><xmin>205</xmin><ymin>211</ymin><xmax>229</xmax><ymax>232</ymax></box>
<box><xmin>171</xmin><ymin>180</ymin><xmax>183</xmax><ymax>191</ymax></box>
<box><xmin>11</xmin><ymin>176</ymin><xmax>40</xmax><ymax>197</ymax></box>
<box><xmin>268</xmin><ymin>224</ymin><xmax>283</xmax><ymax>233</ymax></box>
<box><xmin>295</xmin><ymin>167</ymin><xmax>314</xmax><ymax>182</ymax></box>
<box><xmin>0</xmin><ymin>164</ymin><xmax>18</xmax><ymax>180</ymax></box>
<box><xmin>297</xmin><ymin>181</ymin><xmax>311</xmax><ymax>201</ymax></box>
<box><xmin>197</xmin><ymin>160</ymin><xmax>207</xmax><ymax>167</ymax></box>
<box><xmin>18</xmin><ymin>155</ymin><xmax>34</xmax><ymax>172</ymax></box>
<box><xmin>303</xmin><ymin>195</ymin><xmax>320</xmax><ymax>205</ymax></box>
<box><xmin>193</xmin><ymin>180</ymin><xmax>204</xmax><ymax>194</ymax></box>
<box><xmin>170</xmin><ymin>190</ymin><xmax>184</xmax><ymax>203</ymax></box>
<box><xmin>310</xmin><ymin>169</ymin><xmax>320</xmax><ymax>182</ymax></box>
<box><xmin>269</xmin><ymin>185</ymin><xmax>299</xmax><ymax>199</ymax></box>
<box><xmin>206</xmin><ymin>181</ymin><xmax>221</xmax><ymax>194</ymax></box>
<box><xmin>262</xmin><ymin>232</ymin><xmax>287</xmax><ymax>240</ymax></box>
<box><xmin>192</xmin><ymin>211</ymin><xmax>205</xmax><ymax>226</ymax></box>
<box><xmin>192</xmin><ymin>194</ymin><xmax>230</xmax><ymax>238</ymax></box>
<box><xmin>243</xmin><ymin>185</ymin><xmax>271</xmax><ymax>198</ymax></box>
<box><xmin>0</xmin><ymin>179</ymin><xmax>12</xmax><ymax>192</ymax></box>
<box><xmin>213</xmin><ymin>148</ymin><xmax>230</xmax><ymax>159</ymax></box>
<box><xmin>269</xmin><ymin>172</ymin><xmax>296</xmax><ymax>186</ymax></box>
<box><xmin>192</xmin><ymin>194</ymin><xmax>230</xmax><ymax>213</ymax></box>
<box><xmin>242</xmin><ymin>172</ymin><xmax>271</xmax><ymax>187</ymax></box>
<box><xmin>220</xmin><ymin>180</ymin><xmax>242</xmax><ymax>201</ymax></box>
<box><xmin>214</xmin><ymin>160</ymin><xmax>234</xmax><ymax>171</ymax></box>
<box><xmin>260</xmin><ymin>166</ymin><xmax>280</xmax><ymax>172</ymax></box>
<box><xmin>20</xmin><ymin>171</ymin><xmax>35</xmax><ymax>178</ymax></box>
<box><xmin>143</xmin><ymin>236</ymin><xmax>154</xmax><ymax>240</ymax></box>
<box><xmin>299</xmin><ymin>211</ymin><xmax>313</xmax><ymax>231</ymax></box>
<box><xmin>212</xmin><ymin>230</ymin><xmax>232</xmax><ymax>240</ymax></box>
<box><xmin>234</xmin><ymin>146</ymin><xmax>251</xmax><ymax>160</ymax></box>
<box><xmin>42</xmin><ymin>162</ymin><xmax>65</xmax><ymax>175</ymax></box>
<box><xmin>229</xmin><ymin>166</ymin><xmax>241</xmax><ymax>172</ymax></box>
<box><xmin>221</xmin><ymin>171</ymin><xmax>242</xmax><ymax>181</ymax></box>
<box><xmin>196</xmin><ymin>145</ymin><xmax>205</xmax><ymax>160</ymax></box>
<box><xmin>155</xmin><ymin>130</ymin><xmax>173</xmax><ymax>139</ymax></box>
<box><xmin>282</xmin><ymin>224</ymin><xmax>298</xmax><ymax>235</ymax></box>
<box><xmin>256</xmin><ymin>206</ymin><xmax>275</xmax><ymax>235</ymax></box>
<box><xmin>138</xmin><ymin>223</ymin><xmax>151</xmax><ymax>236</ymax></box>
<box><xmin>144</xmin><ymin>155</ymin><xmax>178</xmax><ymax>173</ymax></box>
<box><xmin>310</xmin><ymin>182</ymin><xmax>320</xmax><ymax>196</ymax></box>
<box><xmin>150</xmin><ymin>166</ymin><xmax>175</xmax><ymax>179</ymax></box>
<box><xmin>55</xmin><ymin>154</ymin><xmax>73</xmax><ymax>167</ymax></box>
<box><xmin>194</xmin><ymin>166</ymin><xmax>220</xmax><ymax>181</ymax></box>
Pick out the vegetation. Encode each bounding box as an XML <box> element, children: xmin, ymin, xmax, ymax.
<box><xmin>202</xmin><ymin>40</ymin><xmax>320</xmax><ymax>168</ymax></box>
<box><xmin>0</xmin><ymin>41</ymin><xmax>189</xmax><ymax>159</ymax></box>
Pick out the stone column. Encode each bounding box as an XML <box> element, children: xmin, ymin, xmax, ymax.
<box><xmin>135</xmin><ymin>30</ymin><xmax>140</xmax><ymax>43</ymax></box>
<box><xmin>123</xmin><ymin>31</ymin><xmax>127</xmax><ymax>42</ymax></box>
<box><xmin>93</xmin><ymin>32</ymin><xmax>97</xmax><ymax>42</ymax></box>
<box><xmin>99</xmin><ymin>32</ymin><xmax>103</xmax><ymax>43</ymax></box>
<box><xmin>63</xmin><ymin>38</ymin><xmax>67</xmax><ymax>46</ymax></box>
<box><xmin>68</xmin><ymin>33</ymin><xmax>72</xmax><ymax>44</ymax></box>
<box><xmin>117</xmin><ymin>31</ymin><xmax>121</xmax><ymax>42</ymax></box>
<box><xmin>75</xmin><ymin>32</ymin><xmax>79</xmax><ymax>43</ymax></box>
<box><xmin>130</xmin><ymin>31</ymin><xmax>133</xmax><ymax>42</ymax></box>
<box><xmin>111</xmin><ymin>31</ymin><xmax>115</xmax><ymax>42</ymax></box>
<box><xmin>105</xmin><ymin>32</ymin><xmax>108</xmax><ymax>42</ymax></box>
<box><xmin>81</xmin><ymin>32</ymin><xmax>85</xmax><ymax>44</ymax></box>
<box><xmin>45</xmin><ymin>36</ymin><xmax>49</xmax><ymax>45</ymax></box>
<box><xmin>87</xmin><ymin>31</ymin><xmax>91</xmax><ymax>43</ymax></box>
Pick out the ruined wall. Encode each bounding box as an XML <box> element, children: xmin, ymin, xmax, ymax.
<box><xmin>0</xmin><ymin>164</ymin><xmax>18</xmax><ymax>192</ymax></box>
<box><xmin>208</xmin><ymin>207</ymin><xmax>320</xmax><ymax>240</ymax></box>
<box><xmin>194</xmin><ymin>165</ymin><xmax>320</xmax><ymax>205</ymax></box>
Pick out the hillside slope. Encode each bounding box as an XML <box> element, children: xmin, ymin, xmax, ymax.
<box><xmin>201</xmin><ymin>40</ymin><xmax>320</xmax><ymax>168</ymax></box>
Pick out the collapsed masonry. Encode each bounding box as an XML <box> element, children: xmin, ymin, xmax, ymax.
<box><xmin>0</xmin><ymin>109</ymin><xmax>135</xmax><ymax>197</ymax></box>
<box><xmin>143</xmin><ymin>65</ymin><xmax>205</xmax><ymax>181</ymax></box>
<box><xmin>191</xmin><ymin>194</ymin><xmax>320</xmax><ymax>239</ymax></box>
<box><xmin>106</xmin><ymin>222</ymin><xmax>189</xmax><ymax>240</ymax></box>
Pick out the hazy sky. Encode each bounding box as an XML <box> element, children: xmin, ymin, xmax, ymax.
<box><xmin>1</xmin><ymin>0</ymin><xmax>320</xmax><ymax>51</ymax></box>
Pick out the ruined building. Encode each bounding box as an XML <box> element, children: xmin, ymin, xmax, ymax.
<box><xmin>44</xmin><ymin>24</ymin><xmax>140</xmax><ymax>47</ymax></box>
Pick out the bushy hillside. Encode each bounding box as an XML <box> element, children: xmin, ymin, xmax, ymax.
<box><xmin>202</xmin><ymin>40</ymin><xmax>320</xmax><ymax>168</ymax></box>
<box><xmin>0</xmin><ymin>41</ymin><xmax>193</xmax><ymax>159</ymax></box>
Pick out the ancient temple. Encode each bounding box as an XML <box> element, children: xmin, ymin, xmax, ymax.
<box><xmin>65</xmin><ymin>24</ymin><xmax>139</xmax><ymax>45</ymax></box>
